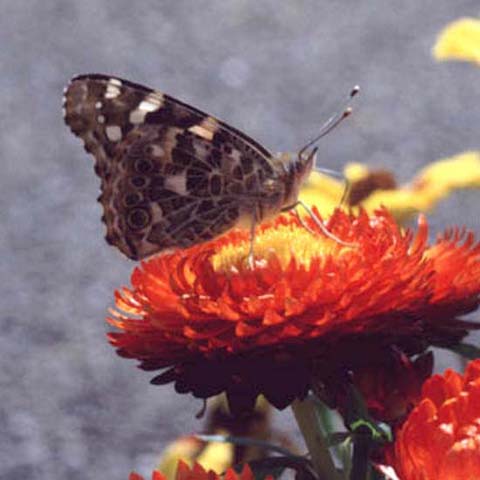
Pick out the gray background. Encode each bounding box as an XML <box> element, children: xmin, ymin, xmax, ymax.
<box><xmin>2</xmin><ymin>1</ymin><xmax>480</xmax><ymax>479</ymax></box>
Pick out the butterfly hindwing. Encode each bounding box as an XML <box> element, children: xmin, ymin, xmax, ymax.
<box><xmin>63</xmin><ymin>74</ymin><xmax>280</xmax><ymax>260</ymax></box>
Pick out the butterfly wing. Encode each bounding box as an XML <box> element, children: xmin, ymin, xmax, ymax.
<box><xmin>63</xmin><ymin>74</ymin><xmax>280</xmax><ymax>260</ymax></box>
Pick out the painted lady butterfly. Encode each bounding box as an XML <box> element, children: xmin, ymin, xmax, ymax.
<box><xmin>63</xmin><ymin>74</ymin><xmax>355</xmax><ymax>261</ymax></box>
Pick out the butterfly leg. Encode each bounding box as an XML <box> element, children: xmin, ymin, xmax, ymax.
<box><xmin>281</xmin><ymin>200</ymin><xmax>356</xmax><ymax>247</ymax></box>
<box><xmin>291</xmin><ymin>207</ymin><xmax>316</xmax><ymax>234</ymax></box>
<box><xmin>247</xmin><ymin>209</ymin><xmax>257</xmax><ymax>269</ymax></box>
<box><xmin>314</xmin><ymin>166</ymin><xmax>351</xmax><ymax>206</ymax></box>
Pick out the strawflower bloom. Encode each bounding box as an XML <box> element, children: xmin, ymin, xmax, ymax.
<box><xmin>347</xmin><ymin>350</ymin><xmax>433</xmax><ymax>424</ymax></box>
<box><xmin>107</xmin><ymin>208</ymin><xmax>480</xmax><ymax>415</ymax></box>
<box><xmin>130</xmin><ymin>461</ymin><xmax>263</xmax><ymax>480</ymax></box>
<box><xmin>386</xmin><ymin>359</ymin><xmax>480</xmax><ymax>480</ymax></box>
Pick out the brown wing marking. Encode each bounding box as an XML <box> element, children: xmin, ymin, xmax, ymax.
<box><xmin>63</xmin><ymin>74</ymin><xmax>280</xmax><ymax>260</ymax></box>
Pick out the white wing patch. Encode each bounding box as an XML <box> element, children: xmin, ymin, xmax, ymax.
<box><xmin>129</xmin><ymin>93</ymin><xmax>165</xmax><ymax>125</ymax></box>
<box><xmin>164</xmin><ymin>173</ymin><xmax>188</xmax><ymax>196</ymax></box>
<box><xmin>188</xmin><ymin>116</ymin><xmax>218</xmax><ymax>141</ymax></box>
<box><xmin>105</xmin><ymin>125</ymin><xmax>122</xmax><ymax>142</ymax></box>
<box><xmin>105</xmin><ymin>82</ymin><xmax>121</xmax><ymax>99</ymax></box>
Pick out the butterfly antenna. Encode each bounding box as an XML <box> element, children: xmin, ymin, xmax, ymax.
<box><xmin>297</xmin><ymin>85</ymin><xmax>360</xmax><ymax>163</ymax></box>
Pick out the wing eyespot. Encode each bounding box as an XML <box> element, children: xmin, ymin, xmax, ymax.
<box><xmin>127</xmin><ymin>208</ymin><xmax>151</xmax><ymax>230</ymax></box>
<box><xmin>134</xmin><ymin>158</ymin><xmax>155</xmax><ymax>174</ymax></box>
<box><xmin>123</xmin><ymin>192</ymin><xmax>143</xmax><ymax>207</ymax></box>
<box><xmin>130</xmin><ymin>175</ymin><xmax>150</xmax><ymax>188</ymax></box>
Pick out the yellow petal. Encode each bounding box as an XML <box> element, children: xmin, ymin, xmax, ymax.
<box><xmin>195</xmin><ymin>433</ymin><xmax>234</xmax><ymax>474</ymax></box>
<box><xmin>155</xmin><ymin>433</ymin><xmax>234</xmax><ymax>480</ymax></box>
<box><xmin>362</xmin><ymin>151</ymin><xmax>480</xmax><ymax>221</ymax></box>
<box><xmin>156</xmin><ymin>436</ymin><xmax>202</xmax><ymax>480</ymax></box>
<box><xmin>433</xmin><ymin>17</ymin><xmax>480</xmax><ymax>65</ymax></box>
<box><xmin>299</xmin><ymin>170</ymin><xmax>346</xmax><ymax>217</ymax></box>
<box><xmin>412</xmin><ymin>150</ymin><xmax>480</xmax><ymax>191</ymax></box>
<box><xmin>299</xmin><ymin>152</ymin><xmax>480</xmax><ymax>224</ymax></box>
<box><xmin>344</xmin><ymin>162</ymin><xmax>371</xmax><ymax>182</ymax></box>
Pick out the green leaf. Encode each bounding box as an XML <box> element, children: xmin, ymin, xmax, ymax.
<box><xmin>309</xmin><ymin>393</ymin><xmax>352</xmax><ymax>474</ymax></box>
<box><xmin>344</xmin><ymin>387</ymin><xmax>390</xmax><ymax>443</ymax></box>
<box><xmin>326</xmin><ymin>431</ymin><xmax>351</xmax><ymax>447</ymax></box>
<box><xmin>448</xmin><ymin>342</ymin><xmax>480</xmax><ymax>360</ymax></box>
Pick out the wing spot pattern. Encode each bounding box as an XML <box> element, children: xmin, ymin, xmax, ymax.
<box><xmin>105</xmin><ymin>125</ymin><xmax>122</xmax><ymax>142</ymax></box>
<box><xmin>165</xmin><ymin>173</ymin><xmax>188</xmax><ymax>196</ymax></box>
<box><xmin>63</xmin><ymin>74</ymin><xmax>283</xmax><ymax>260</ymax></box>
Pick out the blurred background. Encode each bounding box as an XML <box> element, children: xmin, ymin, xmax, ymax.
<box><xmin>1</xmin><ymin>1</ymin><xmax>479</xmax><ymax>478</ymax></box>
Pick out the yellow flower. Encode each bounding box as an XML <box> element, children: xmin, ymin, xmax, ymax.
<box><xmin>298</xmin><ymin>169</ymin><xmax>347</xmax><ymax>216</ymax></box>
<box><xmin>433</xmin><ymin>17</ymin><xmax>480</xmax><ymax>65</ymax></box>
<box><xmin>156</xmin><ymin>435</ymin><xmax>233</xmax><ymax>480</ymax></box>
<box><xmin>155</xmin><ymin>396</ymin><xmax>275</xmax><ymax>480</ymax></box>
<box><xmin>300</xmin><ymin>151</ymin><xmax>480</xmax><ymax>223</ymax></box>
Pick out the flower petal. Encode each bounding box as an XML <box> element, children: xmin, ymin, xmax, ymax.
<box><xmin>108</xmin><ymin>209</ymin><xmax>480</xmax><ymax>414</ymax></box>
<box><xmin>433</xmin><ymin>18</ymin><xmax>480</xmax><ymax>65</ymax></box>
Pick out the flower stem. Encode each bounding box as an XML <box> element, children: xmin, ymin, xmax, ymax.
<box><xmin>350</xmin><ymin>426</ymin><xmax>371</xmax><ymax>480</ymax></box>
<box><xmin>291</xmin><ymin>398</ymin><xmax>340</xmax><ymax>480</ymax></box>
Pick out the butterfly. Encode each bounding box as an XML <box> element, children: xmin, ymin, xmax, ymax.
<box><xmin>63</xmin><ymin>74</ymin><xmax>354</xmax><ymax>262</ymax></box>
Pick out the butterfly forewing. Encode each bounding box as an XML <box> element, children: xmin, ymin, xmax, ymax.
<box><xmin>63</xmin><ymin>74</ymin><xmax>285</xmax><ymax>260</ymax></box>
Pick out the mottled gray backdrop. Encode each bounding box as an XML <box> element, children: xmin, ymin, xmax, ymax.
<box><xmin>2</xmin><ymin>1</ymin><xmax>480</xmax><ymax>479</ymax></box>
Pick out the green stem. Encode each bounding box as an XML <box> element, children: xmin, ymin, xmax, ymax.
<box><xmin>350</xmin><ymin>426</ymin><xmax>372</xmax><ymax>480</ymax></box>
<box><xmin>291</xmin><ymin>398</ymin><xmax>341</xmax><ymax>480</ymax></box>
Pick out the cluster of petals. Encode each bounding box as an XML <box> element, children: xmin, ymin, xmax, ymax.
<box><xmin>108</xmin><ymin>208</ymin><xmax>480</xmax><ymax>412</ymax></box>
<box><xmin>129</xmin><ymin>461</ymin><xmax>262</xmax><ymax>480</ymax></box>
<box><xmin>302</xmin><ymin>151</ymin><xmax>480</xmax><ymax>225</ymax></box>
<box><xmin>349</xmin><ymin>351</ymin><xmax>433</xmax><ymax>424</ymax></box>
<box><xmin>387</xmin><ymin>359</ymin><xmax>480</xmax><ymax>480</ymax></box>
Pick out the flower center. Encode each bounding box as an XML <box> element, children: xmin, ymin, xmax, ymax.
<box><xmin>212</xmin><ymin>222</ymin><xmax>343</xmax><ymax>271</ymax></box>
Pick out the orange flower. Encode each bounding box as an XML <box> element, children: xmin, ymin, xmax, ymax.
<box><xmin>130</xmin><ymin>471</ymin><xmax>164</xmax><ymax>480</ymax></box>
<box><xmin>387</xmin><ymin>359</ymin><xmax>480</xmax><ymax>480</ymax></box>
<box><xmin>130</xmin><ymin>461</ymin><xmax>260</xmax><ymax>480</ymax></box>
<box><xmin>348</xmin><ymin>350</ymin><xmax>433</xmax><ymax>424</ymax></box>
<box><xmin>107</xmin><ymin>208</ymin><xmax>480</xmax><ymax>414</ymax></box>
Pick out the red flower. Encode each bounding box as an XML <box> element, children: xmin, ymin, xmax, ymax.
<box><xmin>387</xmin><ymin>359</ymin><xmax>480</xmax><ymax>480</ymax></box>
<box><xmin>107</xmin><ymin>208</ymin><xmax>480</xmax><ymax>414</ymax></box>
<box><xmin>348</xmin><ymin>350</ymin><xmax>433</xmax><ymax>424</ymax></box>
<box><xmin>130</xmin><ymin>471</ymin><xmax>164</xmax><ymax>480</ymax></box>
<box><xmin>130</xmin><ymin>461</ymin><xmax>261</xmax><ymax>480</ymax></box>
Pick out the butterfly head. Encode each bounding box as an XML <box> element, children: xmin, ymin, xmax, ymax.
<box><xmin>292</xmin><ymin>147</ymin><xmax>316</xmax><ymax>187</ymax></box>
<box><xmin>296</xmin><ymin>147</ymin><xmax>317</xmax><ymax>178</ymax></box>
<box><xmin>276</xmin><ymin>148</ymin><xmax>316</xmax><ymax>208</ymax></box>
